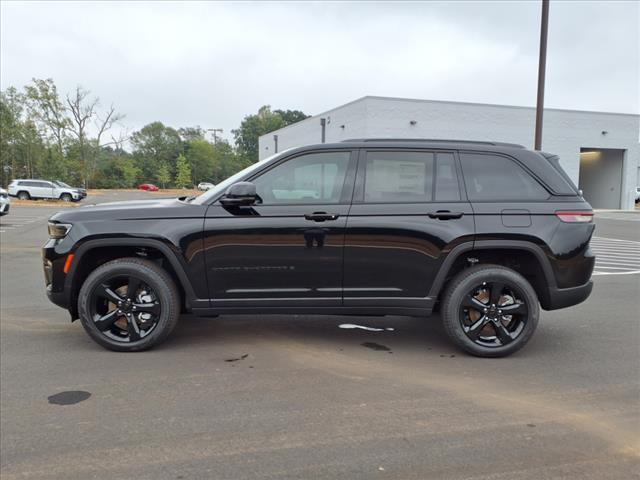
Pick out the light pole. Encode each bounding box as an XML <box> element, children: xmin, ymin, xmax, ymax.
<box><xmin>206</xmin><ymin>128</ymin><xmax>223</xmax><ymax>144</ymax></box>
<box><xmin>534</xmin><ymin>0</ymin><xmax>550</xmax><ymax>150</ymax></box>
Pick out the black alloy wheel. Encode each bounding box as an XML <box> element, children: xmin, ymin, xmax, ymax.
<box><xmin>89</xmin><ymin>275</ymin><xmax>161</xmax><ymax>343</ymax></box>
<box><xmin>459</xmin><ymin>281</ymin><xmax>528</xmax><ymax>348</ymax></box>
<box><xmin>78</xmin><ymin>258</ymin><xmax>180</xmax><ymax>351</ymax></box>
<box><xmin>441</xmin><ymin>265</ymin><xmax>539</xmax><ymax>357</ymax></box>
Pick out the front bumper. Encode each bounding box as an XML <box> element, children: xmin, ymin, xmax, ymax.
<box><xmin>0</xmin><ymin>202</ymin><xmax>9</xmax><ymax>214</ymax></box>
<box><xmin>545</xmin><ymin>280</ymin><xmax>593</xmax><ymax>310</ymax></box>
<box><xmin>42</xmin><ymin>240</ymin><xmax>73</xmax><ymax>311</ymax></box>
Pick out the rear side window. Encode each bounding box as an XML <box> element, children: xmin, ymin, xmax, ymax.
<box><xmin>460</xmin><ymin>153</ymin><xmax>549</xmax><ymax>201</ymax></box>
<box><xmin>364</xmin><ymin>151</ymin><xmax>434</xmax><ymax>203</ymax></box>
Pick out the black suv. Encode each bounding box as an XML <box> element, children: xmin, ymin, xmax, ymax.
<box><xmin>43</xmin><ymin>139</ymin><xmax>595</xmax><ymax>357</ymax></box>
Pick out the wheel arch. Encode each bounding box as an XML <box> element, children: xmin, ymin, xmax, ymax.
<box><xmin>66</xmin><ymin>238</ymin><xmax>199</xmax><ymax>319</ymax></box>
<box><xmin>429</xmin><ymin>240</ymin><xmax>556</xmax><ymax>310</ymax></box>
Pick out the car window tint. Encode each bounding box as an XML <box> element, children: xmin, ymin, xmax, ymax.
<box><xmin>253</xmin><ymin>151</ymin><xmax>351</xmax><ymax>204</ymax></box>
<box><xmin>435</xmin><ymin>153</ymin><xmax>460</xmax><ymax>201</ymax></box>
<box><xmin>460</xmin><ymin>153</ymin><xmax>549</xmax><ymax>201</ymax></box>
<box><xmin>39</xmin><ymin>182</ymin><xmax>52</xmax><ymax>188</ymax></box>
<box><xmin>364</xmin><ymin>151</ymin><xmax>434</xmax><ymax>203</ymax></box>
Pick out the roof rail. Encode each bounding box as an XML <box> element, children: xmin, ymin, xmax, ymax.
<box><xmin>341</xmin><ymin>138</ymin><xmax>525</xmax><ymax>148</ymax></box>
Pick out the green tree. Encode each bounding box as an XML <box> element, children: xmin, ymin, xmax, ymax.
<box><xmin>174</xmin><ymin>154</ymin><xmax>192</xmax><ymax>188</ymax></box>
<box><xmin>156</xmin><ymin>164</ymin><xmax>171</xmax><ymax>189</ymax></box>
<box><xmin>232</xmin><ymin>106</ymin><xmax>285</xmax><ymax>163</ymax></box>
<box><xmin>131</xmin><ymin>122</ymin><xmax>182</xmax><ymax>181</ymax></box>
<box><xmin>0</xmin><ymin>87</ymin><xmax>25</xmax><ymax>186</ymax></box>
<box><xmin>24</xmin><ymin>78</ymin><xmax>69</xmax><ymax>159</ymax></box>
<box><xmin>184</xmin><ymin>139</ymin><xmax>215</xmax><ymax>184</ymax></box>
<box><xmin>178</xmin><ymin>126</ymin><xmax>205</xmax><ymax>142</ymax></box>
<box><xmin>232</xmin><ymin>106</ymin><xmax>309</xmax><ymax>163</ymax></box>
<box><xmin>274</xmin><ymin>109</ymin><xmax>309</xmax><ymax>126</ymax></box>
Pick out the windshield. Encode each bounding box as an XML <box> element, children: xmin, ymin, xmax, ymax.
<box><xmin>54</xmin><ymin>181</ymin><xmax>71</xmax><ymax>188</ymax></box>
<box><xmin>191</xmin><ymin>152</ymin><xmax>284</xmax><ymax>205</ymax></box>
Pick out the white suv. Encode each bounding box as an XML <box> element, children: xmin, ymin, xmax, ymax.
<box><xmin>8</xmin><ymin>179</ymin><xmax>83</xmax><ymax>202</ymax></box>
<box><xmin>0</xmin><ymin>188</ymin><xmax>10</xmax><ymax>216</ymax></box>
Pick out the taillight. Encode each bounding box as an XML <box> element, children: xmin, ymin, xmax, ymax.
<box><xmin>555</xmin><ymin>211</ymin><xmax>594</xmax><ymax>223</ymax></box>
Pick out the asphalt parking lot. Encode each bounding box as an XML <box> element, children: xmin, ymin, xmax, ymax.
<box><xmin>1</xmin><ymin>192</ymin><xmax>638</xmax><ymax>479</ymax></box>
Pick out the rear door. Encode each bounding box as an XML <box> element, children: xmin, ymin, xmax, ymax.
<box><xmin>343</xmin><ymin>149</ymin><xmax>474</xmax><ymax>310</ymax></box>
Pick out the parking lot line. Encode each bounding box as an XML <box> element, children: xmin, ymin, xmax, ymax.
<box><xmin>590</xmin><ymin>236</ymin><xmax>640</xmax><ymax>275</ymax></box>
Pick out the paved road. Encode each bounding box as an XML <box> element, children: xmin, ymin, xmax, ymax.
<box><xmin>1</xmin><ymin>194</ymin><xmax>639</xmax><ymax>479</ymax></box>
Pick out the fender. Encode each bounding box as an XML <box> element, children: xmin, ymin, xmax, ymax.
<box><xmin>66</xmin><ymin>237</ymin><xmax>206</xmax><ymax>310</ymax></box>
<box><xmin>427</xmin><ymin>239</ymin><xmax>557</xmax><ymax>299</ymax></box>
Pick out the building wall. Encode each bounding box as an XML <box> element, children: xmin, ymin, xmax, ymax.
<box><xmin>258</xmin><ymin>99</ymin><xmax>369</xmax><ymax>159</ymax></box>
<box><xmin>260</xmin><ymin>96</ymin><xmax>640</xmax><ymax>209</ymax></box>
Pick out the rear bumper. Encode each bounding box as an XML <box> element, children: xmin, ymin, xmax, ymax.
<box><xmin>545</xmin><ymin>280</ymin><xmax>593</xmax><ymax>310</ymax></box>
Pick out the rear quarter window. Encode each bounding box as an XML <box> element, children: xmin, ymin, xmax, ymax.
<box><xmin>460</xmin><ymin>153</ymin><xmax>549</xmax><ymax>201</ymax></box>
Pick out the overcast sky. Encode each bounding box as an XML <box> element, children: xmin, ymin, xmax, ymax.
<box><xmin>1</xmin><ymin>0</ymin><xmax>638</xmax><ymax>142</ymax></box>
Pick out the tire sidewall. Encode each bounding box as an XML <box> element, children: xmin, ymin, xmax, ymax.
<box><xmin>78</xmin><ymin>260</ymin><xmax>178</xmax><ymax>352</ymax></box>
<box><xmin>442</xmin><ymin>266</ymin><xmax>539</xmax><ymax>358</ymax></box>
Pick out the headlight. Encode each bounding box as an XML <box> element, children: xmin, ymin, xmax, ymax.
<box><xmin>48</xmin><ymin>222</ymin><xmax>72</xmax><ymax>239</ymax></box>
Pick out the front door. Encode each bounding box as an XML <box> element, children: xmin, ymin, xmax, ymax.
<box><xmin>343</xmin><ymin>149</ymin><xmax>475</xmax><ymax>310</ymax></box>
<box><xmin>203</xmin><ymin>150</ymin><xmax>356</xmax><ymax>309</ymax></box>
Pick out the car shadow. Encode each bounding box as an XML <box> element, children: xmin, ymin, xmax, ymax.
<box><xmin>165</xmin><ymin>313</ymin><xmax>454</xmax><ymax>354</ymax></box>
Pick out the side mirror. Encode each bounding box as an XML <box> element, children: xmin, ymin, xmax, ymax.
<box><xmin>220</xmin><ymin>182</ymin><xmax>257</xmax><ymax>206</ymax></box>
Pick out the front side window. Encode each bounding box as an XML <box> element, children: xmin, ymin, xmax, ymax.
<box><xmin>460</xmin><ymin>153</ymin><xmax>549</xmax><ymax>201</ymax></box>
<box><xmin>252</xmin><ymin>151</ymin><xmax>351</xmax><ymax>205</ymax></box>
<box><xmin>364</xmin><ymin>151</ymin><xmax>434</xmax><ymax>203</ymax></box>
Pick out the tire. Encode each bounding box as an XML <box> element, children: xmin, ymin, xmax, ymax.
<box><xmin>77</xmin><ymin>257</ymin><xmax>180</xmax><ymax>352</ymax></box>
<box><xmin>17</xmin><ymin>191</ymin><xmax>30</xmax><ymax>200</ymax></box>
<box><xmin>60</xmin><ymin>193</ymin><xmax>72</xmax><ymax>202</ymax></box>
<box><xmin>441</xmin><ymin>264</ymin><xmax>539</xmax><ymax>358</ymax></box>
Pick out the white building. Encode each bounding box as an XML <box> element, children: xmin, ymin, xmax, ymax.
<box><xmin>259</xmin><ymin>96</ymin><xmax>639</xmax><ymax>210</ymax></box>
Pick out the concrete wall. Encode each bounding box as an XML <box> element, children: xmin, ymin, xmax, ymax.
<box><xmin>260</xmin><ymin>96</ymin><xmax>640</xmax><ymax>209</ymax></box>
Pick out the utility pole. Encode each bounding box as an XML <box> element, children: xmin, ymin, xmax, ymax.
<box><xmin>206</xmin><ymin>128</ymin><xmax>223</xmax><ymax>144</ymax></box>
<box><xmin>534</xmin><ymin>0</ymin><xmax>550</xmax><ymax>150</ymax></box>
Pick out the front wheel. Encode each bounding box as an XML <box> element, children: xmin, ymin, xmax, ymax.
<box><xmin>441</xmin><ymin>265</ymin><xmax>539</xmax><ymax>357</ymax></box>
<box><xmin>78</xmin><ymin>258</ymin><xmax>180</xmax><ymax>351</ymax></box>
<box><xmin>60</xmin><ymin>193</ymin><xmax>72</xmax><ymax>202</ymax></box>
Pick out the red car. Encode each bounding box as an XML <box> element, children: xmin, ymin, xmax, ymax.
<box><xmin>138</xmin><ymin>183</ymin><xmax>159</xmax><ymax>191</ymax></box>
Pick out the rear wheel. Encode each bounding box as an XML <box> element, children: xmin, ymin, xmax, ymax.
<box><xmin>441</xmin><ymin>265</ymin><xmax>539</xmax><ymax>357</ymax></box>
<box><xmin>17</xmin><ymin>191</ymin><xmax>30</xmax><ymax>200</ymax></box>
<box><xmin>78</xmin><ymin>258</ymin><xmax>180</xmax><ymax>351</ymax></box>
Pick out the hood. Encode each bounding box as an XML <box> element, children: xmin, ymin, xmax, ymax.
<box><xmin>49</xmin><ymin>197</ymin><xmax>207</xmax><ymax>223</ymax></box>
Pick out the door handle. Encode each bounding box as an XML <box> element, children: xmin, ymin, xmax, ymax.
<box><xmin>427</xmin><ymin>210</ymin><xmax>464</xmax><ymax>220</ymax></box>
<box><xmin>304</xmin><ymin>212</ymin><xmax>339</xmax><ymax>222</ymax></box>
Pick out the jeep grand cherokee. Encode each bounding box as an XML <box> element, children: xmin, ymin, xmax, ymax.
<box><xmin>42</xmin><ymin>139</ymin><xmax>595</xmax><ymax>357</ymax></box>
